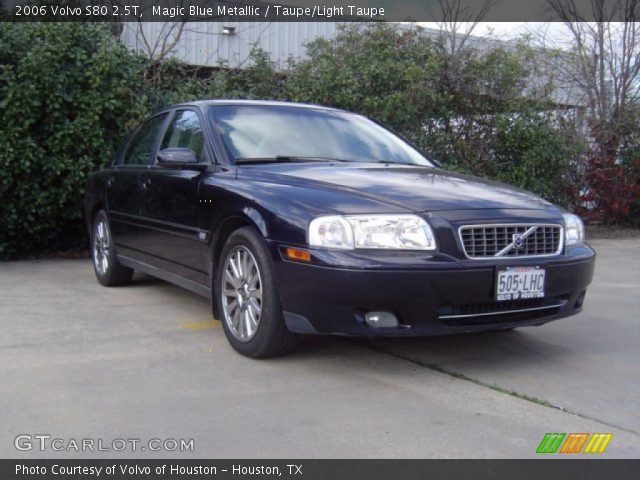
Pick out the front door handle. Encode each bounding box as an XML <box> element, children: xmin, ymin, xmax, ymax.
<box><xmin>140</xmin><ymin>176</ymin><xmax>151</xmax><ymax>190</ymax></box>
<box><xmin>105</xmin><ymin>176</ymin><xmax>114</xmax><ymax>188</ymax></box>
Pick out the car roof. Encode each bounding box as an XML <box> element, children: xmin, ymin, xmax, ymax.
<box><xmin>168</xmin><ymin>99</ymin><xmax>345</xmax><ymax>113</ymax></box>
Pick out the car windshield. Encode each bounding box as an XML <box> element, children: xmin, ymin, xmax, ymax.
<box><xmin>209</xmin><ymin>104</ymin><xmax>434</xmax><ymax>166</ymax></box>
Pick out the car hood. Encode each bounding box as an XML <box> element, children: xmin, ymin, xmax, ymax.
<box><xmin>239</xmin><ymin>163</ymin><xmax>556</xmax><ymax>212</ymax></box>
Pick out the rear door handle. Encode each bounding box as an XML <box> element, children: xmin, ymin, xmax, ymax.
<box><xmin>105</xmin><ymin>176</ymin><xmax>114</xmax><ymax>188</ymax></box>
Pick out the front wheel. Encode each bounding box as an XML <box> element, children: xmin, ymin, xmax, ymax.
<box><xmin>91</xmin><ymin>210</ymin><xmax>134</xmax><ymax>287</ymax></box>
<box><xmin>215</xmin><ymin>226</ymin><xmax>299</xmax><ymax>358</ymax></box>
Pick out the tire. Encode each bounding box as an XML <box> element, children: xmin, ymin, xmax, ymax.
<box><xmin>215</xmin><ymin>226</ymin><xmax>299</xmax><ymax>358</ymax></box>
<box><xmin>91</xmin><ymin>210</ymin><xmax>134</xmax><ymax>287</ymax></box>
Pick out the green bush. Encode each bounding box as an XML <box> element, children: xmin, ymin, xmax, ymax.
<box><xmin>491</xmin><ymin>112</ymin><xmax>584</xmax><ymax>203</ymax></box>
<box><xmin>141</xmin><ymin>48</ymin><xmax>282</xmax><ymax>111</ymax></box>
<box><xmin>0</xmin><ymin>23</ymin><xmax>148</xmax><ymax>259</ymax></box>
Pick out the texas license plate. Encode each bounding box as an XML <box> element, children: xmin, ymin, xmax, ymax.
<box><xmin>496</xmin><ymin>266</ymin><xmax>545</xmax><ymax>301</ymax></box>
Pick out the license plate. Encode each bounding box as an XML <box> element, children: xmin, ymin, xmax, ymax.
<box><xmin>496</xmin><ymin>266</ymin><xmax>545</xmax><ymax>301</ymax></box>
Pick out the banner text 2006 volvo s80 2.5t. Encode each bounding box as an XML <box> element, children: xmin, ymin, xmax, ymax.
<box><xmin>85</xmin><ymin>101</ymin><xmax>595</xmax><ymax>357</ymax></box>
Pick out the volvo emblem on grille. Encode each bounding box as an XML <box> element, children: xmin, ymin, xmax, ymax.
<box><xmin>513</xmin><ymin>234</ymin><xmax>525</xmax><ymax>249</ymax></box>
<box><xmin>496</xmin><ymin>226</ymin><xmax>537</xmax><ymax>256</ymax></box>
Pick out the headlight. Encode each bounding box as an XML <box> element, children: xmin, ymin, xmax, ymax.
<box><xmin>307</xmin><ymin>215</ymin><xmax>354</xmax><ymax>250</ymax></box>
<box><xmin>563</xmin><ymin>213</ymin><xmax>585</xmax><ymax>246</ymax></box>
<box><xmin>308</xmin><ymin>214</ymin><xmax>437</xmax><ymax>250</ymax></box>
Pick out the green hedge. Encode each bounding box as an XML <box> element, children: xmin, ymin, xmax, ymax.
<box><xmin>0</xmin><ymin>23</ymin><xmax>148</xmax><ymax>258</ymax></box>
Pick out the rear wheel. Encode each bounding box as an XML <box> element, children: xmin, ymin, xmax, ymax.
<box><xmin>215</xmin><ymin>226</ymin><xmax>299</xmax><ymax>358</ymax></box>
<box><xmin>91</xmin><ymin>210</ymin><xmax>134</xmax><ymax>286</ymax></box>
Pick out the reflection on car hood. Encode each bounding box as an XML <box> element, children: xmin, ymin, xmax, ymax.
<box><xmin>239</xmin><ymin>163</ymin><xmax>556</xmax><ymax>212</ymax></box>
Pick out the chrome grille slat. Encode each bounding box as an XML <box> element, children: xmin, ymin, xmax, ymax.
<box><xmin>458</xmin><ymin>223</ymin><xmax>563</xmax><ymax>259</ymax></box>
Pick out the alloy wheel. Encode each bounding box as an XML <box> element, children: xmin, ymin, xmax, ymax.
<box><xmin>93</xmin><ymin>218</ymin><xmax>111</xmax><ymax>275</ymax></box>
<box><xmin>221</xmin><ymin>246</ymin><xmax>263</xmax><ymax>342</ymax></box>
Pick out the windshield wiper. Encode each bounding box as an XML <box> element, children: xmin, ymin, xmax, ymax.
<box><xmin>235</xmin><ymin>156</ymin><xmax>351</xmax><ymax>164</ymax></box>
<box><xmin>373</xmin><ymin>159</ymin><xmax>412</xmax><ymax>165</ymax></box>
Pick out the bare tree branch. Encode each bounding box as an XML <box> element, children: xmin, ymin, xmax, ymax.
<box><xmin>547</xmin><ymin>0</ymin><xmax>639</xmax><ymax>156</ymax></box>
<box><xmin>436</xmin><ymin>0</ymin><xmax>496</xmax><ymax>55</ymax></box>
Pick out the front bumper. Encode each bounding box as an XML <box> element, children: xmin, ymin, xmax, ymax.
<box><xmin>268</xmin><ymin>241</ymin><xmax>596</xmax><ymax>336</ymax></box>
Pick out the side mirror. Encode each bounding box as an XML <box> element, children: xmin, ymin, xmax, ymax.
<box><xmin>157</xmin><ymin>148</ymin><xmax>206</xmax><ymax>170</ymax></box>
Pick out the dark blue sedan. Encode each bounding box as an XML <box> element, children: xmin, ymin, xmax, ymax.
<box><xmin>85</xmin><ymin>100</ymin><xmax>595</xmax><ymax>357</ymax></box>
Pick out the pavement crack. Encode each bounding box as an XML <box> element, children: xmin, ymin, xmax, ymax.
<box><xmin>354</xmin><ymin>339</ymin><xmax>640</xmax><ymax>437</ymax></box>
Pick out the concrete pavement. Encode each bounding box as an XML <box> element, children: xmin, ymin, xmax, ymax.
<box><xmin>0</xmin><ymin>239</ymin><xmax>638</xmax><ymax>458</ymax></box>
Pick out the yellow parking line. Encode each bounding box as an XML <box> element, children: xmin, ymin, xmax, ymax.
<box><xmin>181</xmin><ymin>319</ymin><xmax>221</xmax><ymax>330</ymax></box>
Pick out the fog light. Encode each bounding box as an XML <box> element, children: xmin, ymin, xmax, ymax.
<box><xmin>364</xmin><ymin>311</ymin><xmax>398</xmax><ymax>328</ymax></box>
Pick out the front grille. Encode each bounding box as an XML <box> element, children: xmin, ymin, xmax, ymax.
<box><xmin>459</xmin><ymin>224</ymin><xmax>562</xmax><ymax>259</ymax></box>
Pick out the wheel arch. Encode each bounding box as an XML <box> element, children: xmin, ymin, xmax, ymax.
<box><xmin>87</xmin><ymin>202</ymin><xmax>106</xmax><ymax>236</ymax></box>
<box><xmin>85</xmin><ymin>175</ymin><xmax>110</xmax><ymax>236</ymax></box>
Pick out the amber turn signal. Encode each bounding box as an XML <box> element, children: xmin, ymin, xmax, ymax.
<box><xmin>285</xmin><ymin>247</ymin><xmax>311</xmax><ymax>262</ymax></box>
